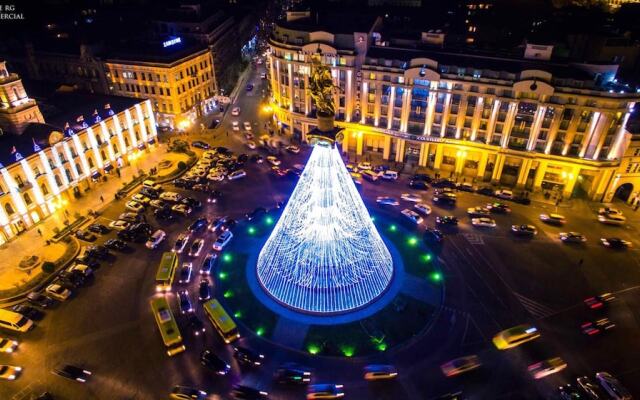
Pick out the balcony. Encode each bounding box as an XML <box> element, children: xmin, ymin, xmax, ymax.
<box><xmin>17</xmin><ymin>182</ymin><xmax>33</xmax><ymax>193</ymax></box>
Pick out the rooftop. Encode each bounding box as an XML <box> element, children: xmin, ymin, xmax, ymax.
<box><xmin>278</xmin><ymin>12</ymin><xmax>380</xmax><ymax>34</ymax></box>
<box><xmin>106</xmin><ymin>38</ymin><xmax>209</xmax><ymax>65</ymax></box>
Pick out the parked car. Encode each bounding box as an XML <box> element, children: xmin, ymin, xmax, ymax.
<box><xmin>145</xmin><ymin>230</ymin><xmax>167</xmax><ymax>249</ymax></box>
<box><xmin>200</xmin><ymin>252</ymin><xmax>217</xmax><ymax>275</ymax></box>
<box><xmin>376</xmin><ymin>196</ymin><xmax>399</xmax><ymax>206</ymax></box>
<box><xmin>52</xmin><ymin>365</ymin><xmax>92</xmax><ymax>383</ymax></box>
<box><xmin>191</xmin><ymin>141</ymin><xmax>210</xmax><ymax>150</ymax></box>
<box><xmin>200</xmin><ymin>350</ymin><xmax>230</xmax><ymax>375</ymax></box>
<box><xmin>495</xmin><ymin>189</ymin><xmax>514</xmax><ymax>199</ymax></box>
<box><xmin>233</xmin><ymin>346</ymin><xmax>265</xmax><ymax>367</ymax></box>
<box><xmin>26</xmin><ymin>292</ymin><xmax>55</xmax><ymax>308</ymax></box>
<box><xmin>75</xmin><ymin>230</ymin><xmax>97</xmax><ymax>242</ymax></box>
<box><xmin>45</xmin><ymin>283</ymin><xmax>71</xmax><ymax>301</ymax></box>
<box><xmin>228</xmin><ymin>170</ymin><xmax>247</xmax><ymax>180</ymax></box>
<box><xmin>178</xmin><ymin>262</ymin><xmax>193</xmax><ymax>284</ymax></box>
<box><xmin>414</xmin><ymin>203</ymin><xmax>432</xmax><ymax>215</ymax></box>
<box><xmin>188</xmin><ymin>239</ymin><xmax>205</xmax><ymax>257</ymax></box>
<box><xmin>401</xmin><ymin>193</ymin><xmax>421</xmax><ymax>202</ymax></box>
<box><xmin>213</xmin><ymin>231</ymin><xmax>233</xmax><ymax>251</ymax></box>
<box><xmin>401</xmin><ymin>209</ymin><xmax>424</xmax><ymax>224</ymax></box>
<box><xmin>172</xmin><ymin>204</ymin><xmax>192</xmax><ymax>217</ymax></box>
<box><xmin>596</xmin><ymin>372</ymin><xmax>633</xmax><ymax>399</ymax></box>
<box><xmin>173</xmin><ymin>233</ymin><xmax>190</xmax><ymax>254</ymax></box>
<box><xmin>178</xmin><ymin>290</ymin><xmax>194</xmax><ymax>314</ymax></box>
<box><xmin>409</xmin><ymin>180</ymin><xmax>429</xmax><ymax>190</ymax></box>
<box><xmin>87</xmin><ymin>224</ymin><xmax>109</xmax><ymax>234</ymax></box>
<box><xmin>188</xmin><ymin>218</ymin><xmax>209</xmax><ymax>233</ymax></box>
<box><xmin>424</xmin><ymin>227</ymin><xmax>444</xmax><ymax>244</ymax></box>
<box><xmin>125</xmin><ymin>200</ymin><xmax>145</xmax><ymax>213</ymax></box>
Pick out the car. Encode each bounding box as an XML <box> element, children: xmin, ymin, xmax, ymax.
<box><xmin>559</xmin><ymin>232</ymin><xmax>587</xmax><ymax>243</ymax></box>
<box><xmin>246</xmin><ymin>140</ymin><xmax>257</xmax><ymax>149</ymax></box>
<box><xmin>200</xmin><ymin>252</ymin><xmax>217</xmax><ymax>275</ymax></box>
<box><xmin>75</xmin><ymin>230</ymin><xmax>96</xmax><ymax>242</ymax></box>
<box><xmin>154</xmin><ymin>207</ymin><xmax>174</xmax><ymax>221</ymax></box>
<box><xmin>436</xmin><ymin>216</ymin><xmax>458</xmax><ymax>226</ymax></box>
<box><xmin>581</xmin><ymin>317</ymin><xmax>615</xmax><ymax>336</ymax></box>
<box><xmin>231</xmin><ymin>384</ymin><xmax>269</xmax><ymax>399</ymax></box>
<box><xmin>86</xmin><ymin>245</ymin><xmax>110</xmax><ymax>259</ymax></box>
<box><xmin>401</xmin><ymin>209</ymin><xmax>424</xmax><ymax>224</ymax></box>
<box><xmin>246</xmin><ymin>83</ymin><xmax>253</xmax><ymax>91</ymax></box>
<box><xmin>200</xmin><ymin>349</ymin><xmax>231</xmax><ymax>375</ymax></box>
<box><xmin>596</xmin><ymin>372</ymin><xmax>633</xmax><ymax>399</ymax></box>
<box><xmin>188</xmin><ymin>218</ymin><xmax>209</xmax><ymax>233</ymax></box>
<box><xmin>424</xmin><ymin>227</ymin><xmax>444</xmax><ymax>244</ymax></box>
<box><xmin>357</xmin><ymin>162</ymin><xmax>372</xmax><ymax>170</ymax></box>
<box><xmin>361</xmin><ymin>170</ymin><xmax>379</xmax><ymax>182</ymax></box>
<box><xmin>598</xmin><ymin>207</ymin><xmax>623</xmax><ymax>217</ymax></box>
<box><xmin>191</xmin><ymin>140</ymin><xmax>210</xmax><ymax>150</ymax></box>
<box><xmin>540</xmin><ymin>213</ymin><xmax>566</xmax><ymax>225</ymax></box>
<box><xmin>173</xmin><ymin>233</ymin><xmax>190</xmax><ymax>253</ymax></box>
<box><xmin>495</xmin><ymin>189</ymin><xmax>514</xmax><ymax>199</ymax></box>
<box><xmin>192</xmin><ymin>183</ymin><xmax>210</xmax><ymax>193</ymax></box>
<box><xmin>433</xmin><ymin>192</ymin><xmax>457</xmax><ymax>205</ymax></box>
<box><xmin>286</xmin><ymin>145</ymin><xmax>300</xmax><ymax>154</ymax></box>
<box><xmin>140</xmin><ymin>187</ymin><xmax>160</xmax><ymax>199</ymax></box>
<box><xmin>228</xmin><ymin>170</ymin><xmax>247</xmax><ymax>180</ymax></box>
<box><xmin>119</xmin><ymin>212</ymin><xmax>142</xmax><ymax>223</ymax></box>
<box><xmin>260</xmin><ymin>72</ymin><xmax>267</xmax><ymax>79</ymax></box>
<box><xmin>411</xmin><ymin>173</ymin><xmax>432</xmax><ymax>182</ymax></box>
<box><xmin>144</xmin><ymin>229</ymin><xmax>165</xmax><ymax>249</ymax></box>
<box><xmin>67</xmin><ymin>263</ymin><xmax>93</xmax><ymax>278</ymax></box>
<box><xmin>414</xmin><ymin>203</ymin><xmax>432</xmax><ymax>215</ymax></box>
<box><xmin>598</xmin><ymin>213</ymin><xmax>627</xmax><ymax>225</ymax></box>
<box><xmin>52</xmin><ymin>365</ymin><xmax>92</xmax><ymax>383</ymax></box>
<box><xmin>409</xmin><ymin>180</ymin><xmax>429</xmax><ymax>190</ymax></box>
<box><xmin>511</xmin><ymin>224</ymin><xmax>537</xmax><ymax>236</ymax></box>
<box><xmin>456</xmin><ymin>182</ymin><xmax>474</xmax><ymax>192</ymax></box>
<box><xmin>160</xmin><ymin>191</ymin><xmax>182</xmax><ymax>202</ymax></box>
<box><xmin>181</xmin><ymin>197</ymin><xmax>202</xmax><ymax>209</ymax></box>
<box><xmin>467</xmin><ymin>206</ymin><xmax>491</xmax><ymax>217</ymax></box>
<box><xmin>232</xmin><ymin>121</ymin><xmax>240</xmax><ymax>131</ymax></box>
<box><xmin>557</xmin><ymin>383</ymin><xmax>584</xmax><ymax>400</ymax></box>
<box><xmin>600</xmin><ymin>237</ymin><xmax>632</xmax><ymax>249</ymax></box>
<box><xmin>527</xmin><ymin>357</ymin><xmax>567</xmax><ymax>379</ymax></box>
<box><xmin>576</xmin><ymin>376</ymin><xmax>609</xmax><ymax>399</ymax></box>
<box><xmin>376</xmin><ymin>196</ymin><xmax>399</xmax><ymax>206</ymax></box>
<box><xmin>209</xmin><ymin>216</ymin><xmax>228</xmax><ymax>232</ymax></box>
<box><xmin>87</xmin><ymin>223</ymin><xmax>109</xmax><ymax>234</ymax></box>
<box><xmin>266</xmin><ymin>156</ymin><xmax>281</xmax><ymax>166</ymax></box>
<box><xmin>493</xmin><ymin>324</ymin><xmax>540</xmax><ymax>350</ymax></box>
<box><xmin>187</xmin><ymin>314</ymin><xmax>206</xmax><ymax>337</ymax></box>
<box><xmin>213</xmin><ymin>230</ymin><xmax>233</xmax><ymax>251</ymax></box>
<box><xmin>26</xmin><ymin>292</ymin><xmax>55</xmax><ymax>308</ymax></box>
<box><xmin>12</xmin><ymin>304</ymin><xmax>43</xmax><ymax>321</ymax></box>
<box><xmin>476</xmin><ymin>186</ymin><xmax>495</xmax><ymax>196</ymax></box>
<box><xmin>471</xmin><ymin>217</ymin><xmax>496</xmax><ymax>228</ymax></box>
<box><xmin>0</xmin><ymin>337</ymin><xmax>18</xmax><ymax>353</ymax></box>
<box><xmin>234</xmin><ymin>346</ymin><xmax>265</xmax><ymax>367</ymax></box>
<box><xmin>231</xmin><ymin>107</ymin><xmax>241</xmax><ymax>116</ymax></box>
<box><xmin>486</xmin><ymin>202</ymin><xmax>511</xmax><ymax>213</ymax></box>
<box><xmin>276</xmin><ymin>363</ymin><xmax>312</xmax><ymax>385</ymax></box>
<box><xmin>170</xmin><ymin>386</ymin><xmax>208</xmax><ymax>400</ymax></box>
<box><xmin>381</xmin><ymin>170</ymin><xmax>398</xmax><ymax>180</ymax></box>
<box><xmin>150</xmin><ymin>199</ymin><xmax>169</xmax><ymax>209</ymax></box>
<box><xmin>143</xmin><ymin>180</ymin><xmax>162</xmax><ymax>191</ymax></box>
<box><xmin>584</xmin><ymin>293</ymin><xmax>615</xmax><ymax>310</ymax></box>
<box><xmin>243</xmin><ymin>121</ymin><xmax>252</xmax><ymax>131</ymax></box>
<box><xmin>0</xmin><ymin>365</ymin><xmax>21</xmax><ymax>380</ymax></box>
<box><xmin>172</xmin><ymin>204</ymin><xmax>192</xmax><ymax>217</ymax></box>
<box><xmin>125</xmin><ymin>200</ymin><xmax>145</xmax><ymax>213</ymax></box>
<box><xmin>198</xmin><ymin>279</ymin><xmax>212</xmax><ymax>301</ymax></box>
<box><xmin>246</xmin><ymin>207</ymin><xmax>268</xmax><ymax>221</ymax></box>
<box><xmin>251</xmin><ymin>154</ymin><xmax>264</xmax><ymax>164</ymax></box>
<box><xmin>178</xmin><ymin>262</ymin><xmax>193</xmax><ymax>284</ymax></box>
<box><xmin>363</xmin><ymin>364</ymin><xmax>398</xmax><ymax>380</ymax></box>
<box><xmin>307</xmin><ymin>383</ymin><xmax>344</xmax><ymax>399</ymax></box>
<box><xmin>57</xmin><ymin>270</ymin><xmax>85</xmax><ymax>289</ymax></box>
<box><xmin>178</xmin><ymin>290</ymin><xmax>194</xmax><ymax>314</ymax></box>
<box><xmin>45</xmin><ymin>283</ymin><xmax>71</xmax><ymax>301</ymax></box>
<box><xmin>401</xmin><ymin>193</ymin><xmax>421</xmax><ymax>202</ymax></box>
<box><xmin>208</xmin><ymin>171</ymin><xmax>226</xmax><ymax>182</ymax></box>
<box><xmin>432</xmin><ymin>178</ymin><xmax>456</xmax><ymax>188</ymax></box>
<box><xmin>440</xmin><ymin>355</ymin><xmax>482</xmax><ymax>377</ymax></box>
<box><xmin>131</xmin><ymin>194</ymin><xmax>151</xmax><ymax>205</ymax></box>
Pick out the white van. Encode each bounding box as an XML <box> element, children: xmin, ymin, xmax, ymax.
<box><xmin>142</xmin><ymin>180</ymin><xmax>162</xmax><ymax>192</ymax></box>
<box><xmin>212</xmin><ymin>231</ymin><xmax>233</xmax><ymax>251</ymax></box>
<box><xmin>146</xmin><ymin>229</ymin><xmax>167</xmax><ymax>249</ymax></box>
<box><xmin>0</xmin><ymin>309</ymin><xmax>34</xmax><ymax>333</ymax></box>
<box><xmin>159</xmin><ymin>191</ymin><xmax>182</xmax><ymax>202</ymax></box>
<box><xmin>381</xmin><ymin>170</ymin><xmax>398</xmax><ymax>180</ymax></box>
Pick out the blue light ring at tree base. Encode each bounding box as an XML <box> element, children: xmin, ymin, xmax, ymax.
<box><xmin>256</xmin><ymin>144</ymin><xmax>393</xmax><ymax>314</ymax></box>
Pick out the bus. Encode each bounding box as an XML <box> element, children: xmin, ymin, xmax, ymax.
<box><xmin>150</xmin><ymin>296</ymin><xmax>186</xmax><ymax>356</ymax></box>
<box><xmin>203</xmin><ymin>299</ymin><xmax>240</xmax><ymax>343</ymax></box>
<box><xmin>156</xmin><ymin>252</ymin><xmax>178</xmax><ymax>292</ymax></box>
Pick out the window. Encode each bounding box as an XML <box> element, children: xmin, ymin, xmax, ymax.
<box><xmin>4</xmin><ymin>203</ymin><xmax>14</xmax><ymax>215</ymax></box>
<box><xmin>41</xmin><ymin>183</ymin><xmax>49</xmax><ymax>196</ymax></box>
<box><xmin>123</xmin><ymin>71</ymin><xmax>134</xmax><ymax>79</ymax></box>
<box><xmin>23</xmin><ymin>193</ymin><xmax>32</xmax><ymax>205</ymax></box>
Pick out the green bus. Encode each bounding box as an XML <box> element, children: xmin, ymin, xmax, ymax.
<box><xmin>203</xmin><ymin>299</ymin><xmax>240</xmax><ymax>343</ymax></box>
<box><xmin>150</xmin><ymin>295</ymin><xmax>186</xmax><ymax>356</ymax></box>
<box><xmin>155</xmin><ymin>252</ymin><xmax>178</xmax><ymax>292</ymax></box>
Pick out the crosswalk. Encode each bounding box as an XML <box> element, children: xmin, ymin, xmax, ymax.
<box><xmin>514</xmin><ymin>292</ymin><xmax>555</xmax><ymax>319</ymax></box>
<box><xmin>462</xmin><ymin>232</ymin><xmax>485</xmax><ymax>245</ymax></box>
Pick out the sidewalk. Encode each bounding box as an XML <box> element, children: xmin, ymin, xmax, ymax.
<box><xmin>0</xmin><ymin>143</ymin><xmax>175</xmax><ymax>297</ymax></box>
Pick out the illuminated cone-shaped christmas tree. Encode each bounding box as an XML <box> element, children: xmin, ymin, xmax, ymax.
<box><xmin>256</xmin><ymin>142</ymin><xmax>393</xmax><ymax>314</ymax></box>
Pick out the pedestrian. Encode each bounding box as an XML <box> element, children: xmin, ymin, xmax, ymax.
<box><xmin>99</xmin><ymin>195</ymin><xmax>104</xmax><ymax>203</ymax></box>
<box><xmin>116</xmin><ymin>168</ymin><xmax>121</xmax><ymax>178</ymax></box>
<box><xmin>578</xmin><ymin>258</ymin><xmax>584</xmax><ymax>267</ymax></box>
<box><xmin>226</xmin><ymin>130</ymin><xmax>229</xmax><ymax>138</ymax></box>
<box><xmin>36</xmin><ymin>228</ymin><xmax>42</xmax><ymax>237</ymax></box>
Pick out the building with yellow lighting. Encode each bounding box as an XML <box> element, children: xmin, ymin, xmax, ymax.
<box><xmin>0</xmin><ymin>62</ymin><xmax>158</xmax><ymax>244</ymax></box>
<box><xmin>267</xmin><ymin>11</ymin><xmax>640</xmax><ymax>203</ymax></box>
<box><xmin>104</xmin><ymin>39</ymin><xmax>217</xmax><ymax>129</ymax></box>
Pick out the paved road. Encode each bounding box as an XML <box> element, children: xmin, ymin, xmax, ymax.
<box><xmin>2</xmin><ymin>64</ymin><xmax>640</xmax><ymax>400</ymax></box>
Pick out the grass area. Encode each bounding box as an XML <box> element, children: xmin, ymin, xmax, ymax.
<box><xmin>303</xmin><ymin>294</ymin><xmax>435</xmax><ymax>357</ymax></box>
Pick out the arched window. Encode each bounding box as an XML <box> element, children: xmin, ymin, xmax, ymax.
<box><xmin>88</xmin><ymin>157</ymin><xmax>94</xmax><ymax>168</ymax></box>
<box><xmin>100</xmin><ymin>150</ymin><xmax>107</xmax><ymax>161</ymax></box>
<box><xmin>65</xmin><ymin>168</ymin><xmax>72</xmax><ymax>181</ymax></box>
<box><xmin>113</xmin><ymin>144</ymin><xmax>119</xmax><ymax>154</ymax></box>
<box><xmin>55</xmin><ymin>174</ymin><xmax>62</xmax><ymax>187</ymax></box>
<box><xmin>75</xmin><ymin>163</ymin><xmax>82</xmax><ymax>175</ymax></box>
<box><xmin>41</xmin><ymin>183</ymin><xmax>49</xmax><ymax>196</ymax></box>
<box><xmin>124</xmin><ymin>137</ymin><xmax>130</xmax><ymax>147</ymax></box>
<box><xmin>23</xmin><ymin>193</ymin><xmax>32</xmax><ymax>205</ymax></box>
<box><xmin>5</xmin><ymin>203</ymin><xmax>14</xmax><ymax>215</ymax></box>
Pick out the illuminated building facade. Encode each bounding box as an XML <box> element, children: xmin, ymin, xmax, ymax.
<box><xmin>105</xmin><ymin>43</ymin><xmax>217</xmax><ymax>129</ymax></box>
<box><xmin>267</xmin><ymin>12</ymin><xmax>640</xmax><ymax>201</ymax></box>
<box><xmin>0</xmin><ymin>64</ymin><xmax>158</xmax><ymax>243</ymax></box>
<box><xmin>0</xmin><ymin>61</ymin><xmax>45</xmax><ymax>135</ymax></box>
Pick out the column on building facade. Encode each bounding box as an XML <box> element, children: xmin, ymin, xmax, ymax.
<box><xmin>68</xmin><ymin>134</ymin><xmax>90</xmax><ymax>177</ymax></box>
<box><xmin>135</xmin><ymin>104</ymin><xmax>149</xmax><ymax>143</ymax></box>
<box><xmin>491</xmin><ymin>153</ymin><xmax>506</xmax><ymax>182</ymax></box>
<box><xmin>476</xmin><ymin>151</ymin><xmax>489</xmax><ymax>178</ymax></box>
<box><xmin>454</xmin><ymin>152</ymin><xmax>465</xmax><ymax>174</ymax></box>
<box><xmin>607</xmin><ymin>110</ymin><xmax>632</xmax><ymax>160</ymax></box>
<box><xmin>592</xmin><ymin>168</ymin><xmax>616</xmax><ymax>201</ymax></box>
<box><xmin>563</xmin><ymin>165</ymin><xmax>581</xmax><ymax>196</ymax></box>
<box><xmin>439</xmin><ymin>91</ymin><xmax>452</xmax><ymax>137</ymax></box>
<box><xmin>0</xmin><ymin>168</ymin><xmax>29</xmax><ymax>223</ymax></box>
<box><xmin>533</xmin><ymin>160</ymin><xmax>548</xmax><ymax>189</ymax></box>
<box><xmin>61</xmin><ymin>142</ymin><xmax>80</xmax><ymax>180</ymax></box>
<box><xmin>387</xmin><ymin>86</ymin><xmax>396</xmax><ymax>130</ymax></box>
<box><xmin>500</xmin><ymin>102</ymin><xmax>518</xmax><ymax>148</ymax></box>
<box><xmin>39</xmin><ymin>151</ymin><xmax>60</xmax><ymax>196</ymax></box>
<box><xmin>592</xmin><ymin>113</ymin><xmax>612</xmax><ymax>160</ymax></box>
<box><xmin>356</xmin><ymin>132</ymin><xmax>364</xmax><ymax>156</ymax></box>
<box><xmin>341</xmin><ymin>133</ymin><xmax>350</xmax><ymax>155</ymax></box>
<box><xmin>288</xmin><ymin>63</ymin><xmax>294</xmax><ymax>112</ymax></box>
<box><xmin>418</xmin><ymin>143</ymin><xmax>429</xmax><ymax>167</ymax></box>
<box><xmin>51</xmin><ymin>144</ymin><xmax>70</xmax><ymax>187</ymax></box>
<box><xmin>527</xmin><ymin>105</ymin><xmax>547</xmax><ymax>151</ymax></box>
<box><xmin>544</xmin><ymin>107</ymin><xmax>564</xmax><ymax>154</ymax></box>
<box><xmin>400</xmin><ymin>86</ymin><xmax>411</xmax><ymax>133</ymax></box>
<box><xmin>485</xmin><ymin>99</ymin><xmax>500</xmax><ymax>144</ymax></box>
<box><xmin>516</xmin><ymin>158</ymin><xmax>533</xmax><ymax>187</ymax></box>
<box><xmin>304</xmin><ymin>73</ymin><xmax>311</xmax><ymax>116</ymax></box>
<box><xmin>86</xmin><ymin>127</ymin><xmax>104</xmax><ymax>170</ymax></box>
<box><xmin>146</xmin><ymin>101</ymin><xmax>158</xmax><ymax>138</ymax></box>
<box><xmin>0</xmin><ymin>197</ymin><xmax>11</xmax><ymax>236</ymax></box>
<box><xmin>124</xmin><ymin>110</ymin><xmax>138</xmax><ymax>148</ymax></box>
<box><xmin>99</xmin><ymin>122</ymin><xmax>116</xmax><ymax>162</ymax></box>
<box><xmin>561</xmin><ymin>109</ymin><xmax>581</xmax><ymax>155</ymax></box>
<box><xmin>578</xmin><ymin>111</ymin><xmax>602</xmax><ymax>158</ymax></box>
<box><xmin>395</xmin><ymin>138</ymin><xmax>405</xmax><ymax>162</ymax></box>
<box><xmin>382</xmin><ymin>135</ymin><xmax>392</xmax><ymax>160</ymax></box>
<box><xmin>273</xmin><ymin>59</ymin><xmax>281</xmax><ymax>107</ymax></box>
<box><xmin>374</xmin><ymin>81</ymin><xmax>382</xmax><ymax>127</ymax></box>
<box><xmin>455</xmin><ymin>94</ymin><xmax>469</xmax><ymax>139</ymax></box>
<box><xmin>345</xmin><ymin>70</ymin><xmax>353</xmax><ymax>122</ymax></box>
<box><xmin>360</xmin><ymin>81</ymin><xmax>368</xmax><ymax>124</ymax></box>
<box><xmin>470</xmin><ymin>96</ymin><xmax>484</xmax><ymax>141</ymax></box>
<box><xmin>20</xmin><ymin>160</ymin><xmax>47</xmax><ymax>216</ymax></box>
<box><xmin>433</xmin><ymin>143</ymin><xmax>443</xmax><ymax>170</ymax></box>
<box><xmin>113</xmin><ymin>115</ymin><xmax>128</xmax><ymax>155</ymax></box>
<box><xmin>424</xmin><ymin>91</ymin><xmax>437</xmax><ymax>136</ymax></box>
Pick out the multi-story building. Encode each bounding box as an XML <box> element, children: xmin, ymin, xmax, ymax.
<box><xmin>268</xmin><ymin>11</ymin><xmax>640</xmax><ymax>202</ymax></box>
<box><xmin>0</xmin><ymin>61</ymin><xmax>44</xmax><ymax>135</ymax></box>
<box><xmin>606</xmin><ymin>0</ymin><xmax>640</xmax><ymax>9</ymax></box>
<box><xmin>104</xmin><ymin>41</ymin><xmax>217</xmax><ymax>129</ymax></box>
<box><xmin>0</xmin><ymin>63</ymin><xmax>159</xmax><ymax>243</ymax></box>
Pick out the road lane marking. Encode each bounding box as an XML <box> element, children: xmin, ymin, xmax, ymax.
<box><xmin>513</xmin><ymin>292</ymin><xmax>555</xmax><ymax>319</ymax></box>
